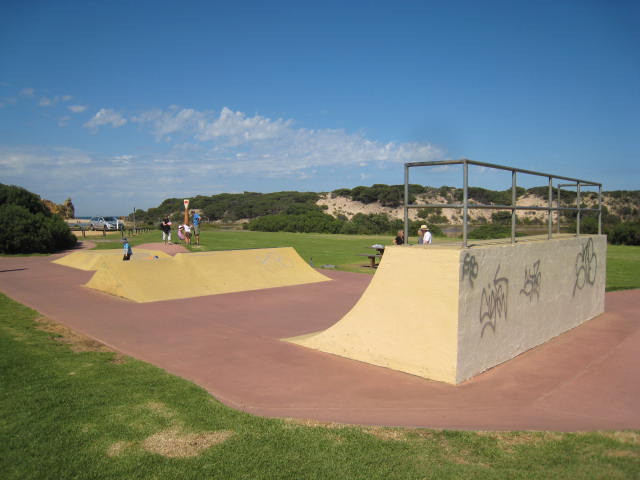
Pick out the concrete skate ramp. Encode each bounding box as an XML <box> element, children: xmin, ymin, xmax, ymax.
<box><xmin>84</xmin><ymin>247</ymin><xmax>330</xmax><ymax>302</ymax></box>
<box><xmin>288</xmin><ymin>246</ymin><xmax>461</xmax><ymax>383</ymax></box>
<box><xmin>53</xmin><ymin>249</ymin><xmax>170</xmax><ymax>271</ymax></box>
<box><xmin>288</xmin><ymin>236</ymin><xmax>606</xmax><ymax>384</ymax></box>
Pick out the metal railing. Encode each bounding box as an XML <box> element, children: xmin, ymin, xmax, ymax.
<box><xmin>403</xmin><ymin>159</ymin><xmax>602</xmax><ymax>248</ymax></box>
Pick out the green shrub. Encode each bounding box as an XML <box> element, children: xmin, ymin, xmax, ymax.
<box><xmin>468</xmin><ymin>224</ymin><xmax>519</xmax><ymax>240</ymax></box>
<box><xmin>248</xmin><ymin>210</ymin><xmax>344</xmax><ymax>234</ymax></box>
<box><xmin>0</xmin><ymin>184</ymin><xmax>77</xmax><ymax>254</ymax></box>
<box><xmin>491</xmin><ymin>211</ymin><xmax>518</xmax><ymax>224</ymax></box>
<box><xmin>609</xmin><ymin>221</ymin><xmax>640</xmax><ymax>246</ymax></box>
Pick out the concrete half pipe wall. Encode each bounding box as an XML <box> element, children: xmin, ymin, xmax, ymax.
<box><xmin>55</xmin><ymin>247</ymin><xmax>330</xmax><ymax>302</ymax></box>
<box><xmin>288</xmin><ymin>236</ymin><xmax>606</xmax><ymax>384</ymax></box>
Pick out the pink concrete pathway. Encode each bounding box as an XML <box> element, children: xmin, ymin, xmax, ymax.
<box><xmin>1</xmin><ymin>243</ymin><xmax>638</xmax><ymax>431</ymax></box>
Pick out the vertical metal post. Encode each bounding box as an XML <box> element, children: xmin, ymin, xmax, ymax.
<box><xmin>403</xmin><ymin>164</ymin><xmax>409</xmax><ymax>245</ymax></box>
<box><xmin>556</xmin><ymin>185</ymin><xmax>561</xmax><ymax>234</ymax></box>
<box><xmin>576</xmin><ymin>182</ymin><xmax>581</xmax><ymax>236</ymax></box>
<box><xmin>463</xmin><ymin>160</ymin><xmax>469</xmax><ymax>248</ymax></box>
<box><xmin>511</xmin><ymin>170</ymin><xmax>517</xmax><ymax>244</ymax></box>
<box><xmin>598</xmin><ymin>185</ymin><xmax>602</xmax><ymax>235</ymax></box>
<box><xmin>547</xmin><ymin>177</ymin><xmax>553</xmax><ymax>239</ymax></box>
<box><xmin>133</xmin><ymin>206</ymin><xmax>136</xmax><ymax>234</ymax></box>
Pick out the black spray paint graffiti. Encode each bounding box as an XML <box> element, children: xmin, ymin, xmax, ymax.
<box><xmin>519</xmin><ymin>260</ymin><xmax>541</xmax><ymax>302</ymax></box>
<box><xmin>480</xmin><ymin>265</ymin><xmax>509</xmax><ymax>337</ymax></box>
<box><xmin>462</xmin><ymin>253</ymin><xmax>479</xmax><ymax>287</ymax></box>
<box><xmin>573</xmin><ymin>238</ymin><xmax>597</xmax><ymax>296</ymax></box>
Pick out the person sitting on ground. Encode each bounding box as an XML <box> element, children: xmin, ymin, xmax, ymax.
<box><xmin>161</xmin><ymin>216</ymin><xmax>172</xmax><ymax>245</ymax></box>
<box><xmin>393</xmin><ymin>230</ymin><xmax>404</xmax><ymax>245</ymax></box>
<box><xmin>423</xmin><ymin>227</ymin><xmax>432</xmax><ymax>245</ymax></box>
<box><xmin>122</xmin><ymin>237</ymin><xmax>132</xmax><ymax>261</ymax></box>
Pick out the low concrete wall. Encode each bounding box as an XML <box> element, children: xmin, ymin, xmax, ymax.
<box><xmin>456</xmin><ymin>235</ymin><xmax>606</xmax><ymax>383</ymax></box>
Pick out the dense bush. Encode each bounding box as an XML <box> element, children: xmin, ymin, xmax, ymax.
<box><xmin>491</xmin><ymin>211</ymin><xmax>519</xmax><ymax>225</ymax></box>
<box><xmin>332</xmin><ymin>184</ymin><xmax>426</xmax><ymax>207</ymax></box>
<box><xmin>132</xmin><ymin>191</ymin><xmax>320</xmax><ymax>224</ymax></box>
<box><xmin>339</xmin><ymin>213</ymin><xmax>401</xmax><ymax>235</ymax></box>
<box><xmin>248</xmin><ymin>207</ymin><xmax>343</xmax><ymax>234</ymax></box>
<box><xmin>467</xmin><ymin>224</ymin><xmax>523</xmax><ymax>240</ymax></box>
<box><xmin>0</xmin><ymin>184</ymin><xmax>77</xmax><ymax>254</ymax></box>
<box><xmin>609</xmin><ymin>221</ymin><xmax>640</xmax><ymax>246</ymax></box>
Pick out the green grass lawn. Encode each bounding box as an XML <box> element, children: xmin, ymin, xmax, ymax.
<box><xmin>89</xmin><ymin>228</ymin><xmax>640</xmax><ymax>289</ymax></box>
<box><xmin>1</xmin><ymin>293</ymin><xmax>638</xmax><ymax>480</ymax></box>
<box><xmin>606</xmin><ymin>245</ymin><xmax>640</xmax><ymax>292</ymax></box>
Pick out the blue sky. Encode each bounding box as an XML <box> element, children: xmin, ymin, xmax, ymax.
<box><xmin>1</xmin><ymin>0</ymin><xmax>638</xmax><ymax>216</ymax></box>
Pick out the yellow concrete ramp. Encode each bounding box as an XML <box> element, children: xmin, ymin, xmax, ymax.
<box><xmin>287</xmin><ymin>236</ymin><xmax>607</xmax><ymax>385</ymax></box>
<box><xmin>83</xmin><ymin>247</ymin><xmax>330</xmax><ymax>302</ymax></box>
<box><xmin>287</xmin><ymin>246</ymin><xmax>461</xmax><ymax>384</ymax></box>
<box><xmin>53</xmin><ymin>249</ymin><xmax>170</xmax><ymax>271</ymax></box>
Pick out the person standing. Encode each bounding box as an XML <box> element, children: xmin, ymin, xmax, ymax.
<box><xmin>161</xmin><ymin>216</ymin><xmax>172</xmax><ymax>245</ymax></box>
<box><xmin>191</xmin><ymin>210</ymin><xmax>201</xmax><ymax>245</ymax></box>
<box><xmin>122</xmin><ymin>238</ymin><xmax>132</xmax><ymax>260</ymax></box>
<box><xmin>393</xmin><ymin>230</ymin><xmax>405</xmax><ymax>245</ymax></box>
<box><xmin>418</xmin><ymin>225</ymin><xmax>427</xmax><ymax>245</ymax></box>
<box><xmin>423</xmin><ymin>227</ymin><xmax>432</xmax><ymax>245</ymax></box>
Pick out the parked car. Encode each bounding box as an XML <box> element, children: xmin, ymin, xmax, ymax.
<box><xmin>89</xmin><ymin>216</ymin><xmax>123</xmax><ymax>231</ymax></box>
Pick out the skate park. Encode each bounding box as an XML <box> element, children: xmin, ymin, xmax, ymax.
<box><xmin>1</xmin><ymin>160</ymin><xmax>638</xmax><ymax>431</ymax></box>
<box><xmin>0</xmin><ymin>162</ymin><xmax>640</xmax><ymax>431</ymax></box>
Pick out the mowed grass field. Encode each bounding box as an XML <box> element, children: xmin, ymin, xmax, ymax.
<box><xmin>1</xmin><ymin>293</ymin><xmax>639</xmax><ymax>480</ymax></box>
<box><xmin>91</xmin><ymin>228</ymin><xmax>640</xmax><ymax>290</ymax></box>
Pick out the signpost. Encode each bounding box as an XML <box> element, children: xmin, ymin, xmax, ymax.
<box><xmin>183</xmin><ymin>199</ymin><xmax>189</xmax><ymax>225</ymax></box>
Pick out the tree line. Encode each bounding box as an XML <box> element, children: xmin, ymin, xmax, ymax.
<box><xmin>128</xmin><ymin>184</ymin><xmax>639</xmax><ymax>244</ymax></box>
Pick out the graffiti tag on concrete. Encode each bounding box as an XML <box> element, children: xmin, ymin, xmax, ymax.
<box><xmin>573</xmin><ymin>238</ymin><xmax>597</xmax><ymax>296</ymax></box>
<box><xmin>462</xmin><ymin>253</ymin><xmax>479</xmax><ymax>287</ymax></box>
<box><xmin>520</xmin><ymin>260</ymin><xmax>541</xmax><ymax>302</ymax></box>
<box><xmin>480</xmin><ymin>265</ymin><xmax>509</xmax><ymax>337</ymax></box>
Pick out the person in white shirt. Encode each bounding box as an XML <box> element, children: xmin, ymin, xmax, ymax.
<box><xmin>178</xmin><ymin>224</ymin><xmax>192</xmax><ymax>244</ymax></box>
<box><xmin>423</xmin><ymin>227</ymin><xmax>432</xmax><ymax>245</ymax></box>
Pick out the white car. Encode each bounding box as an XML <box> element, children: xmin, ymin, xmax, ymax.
<box><xmin>89</xmin><ymin>216</ymin><xmax>123</xmax><ymax>231</ymax></box>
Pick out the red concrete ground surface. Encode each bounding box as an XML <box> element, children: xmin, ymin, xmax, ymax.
<box><xmin>1</xmin><ymin>241</ymin><xmax>639</xmax><ymax>431</ymax></box>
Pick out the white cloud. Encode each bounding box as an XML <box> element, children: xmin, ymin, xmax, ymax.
<box><xmin>58</xmin><ymin>116</ymin><xmax>71</xmax><ymax>127</ymax></box>
<box><xmin>39</xmin><ymin>95</ymin><xmax>73</xmax><ymax>107</ymax></box>
<box><xmin>0</xmin><ymin>146</ymin><xmax>94</xmax><ymax>177</ymax></box>
<box><xmin>132</xmin><ymin>107</ymin><xmax>206</xmax><ymax>141</ymax></box>
<box><xmin>84</xmin><ymin>108</ymin><xmax>127</xmax><ymax>129</ymax></box>
<box><xmin>68</xmin><ymin>104</ymin><xmax>87</xmax><ymax>113</ymax></box>
<box><xmin>195</xmin><ymin>107</ymin><xmax>293</xmax><ymax>145</ymax></box>
<box><xmin>130</xmin><ymin>106</ymin><xmax>443</xmax><ymax>177</ymax></box>
<box><xmin>1</xmin><ymin>106</ymin><xmax>446</xmax><ymax>214</ymax></box>
<box><xmin>20</xmin><ymin>88</ymin><xmax>35</xmax><ymax>97</ymax></box>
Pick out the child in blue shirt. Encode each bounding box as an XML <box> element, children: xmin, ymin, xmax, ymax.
<box><xmin>122</xmin><ymin>238</ymin><xmax>132</xmax><ymax>261</ymax></box>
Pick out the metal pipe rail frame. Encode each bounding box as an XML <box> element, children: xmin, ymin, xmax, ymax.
<box><xmin>403</xmin><ymin>159</ymin><xmax>602</xmax><ymax>248</ymax></box>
